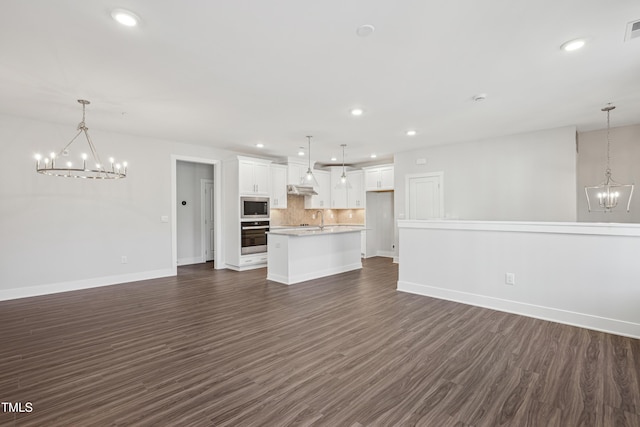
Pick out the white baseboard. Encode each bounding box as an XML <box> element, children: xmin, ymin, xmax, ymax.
<box><xmin>177</xmin><ymin>256</ymin><xmax>205</xmax><ymax>266</ymax></box>
<box><xmin>376</xmin><ymin>250</ymin><xmax>395</xmax><ymax>258</ymax></box>
<box><xmin>397</xmin><ymin>280</ymin><xmax>640</xmax><ymax>339</ymax></box>
<box><xmin>268</xmin><ymin>262</ymin><xmax>362</xmax><ymax>285</ymax></box>
<box><xmin>393</xmin><ymin>256</ymin><xmax>399</xmax><ymax>264</ymax></box>
<box><xmin>226</xmin><ymin>263</ymin><xmax>266</xmax><ymax>272</ymax></box>
<box><xmin>0</xmin><ymin>269</ymin><xmax>175</xmax><ymax>302</ymax></box>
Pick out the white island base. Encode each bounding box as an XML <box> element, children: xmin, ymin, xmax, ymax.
<box><xmin>267</xmin><ymin>228</ymin><xmax>362</xmax><ymax>285</ymax></box>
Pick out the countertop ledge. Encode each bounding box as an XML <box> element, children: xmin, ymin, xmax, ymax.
<box><xmin>397</xmin><ymin>220</ymin><xmax>640</xmax><ymax>237</ymax></box>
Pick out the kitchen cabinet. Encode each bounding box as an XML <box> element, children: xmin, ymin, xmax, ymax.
<box><xmin>364</xmin><ymin>165</ymin><xmax>394</xmax><ymax>191</ymax></box>
<box><xmin>347</xmin><ymin>170</ymin><xmax>364</xmax><ymax>208</ymax></box>
<box><xmin>304</xmin><ymin>170</ymin><xmax>330</xmax><ymax>209</ymax></box>
<box><xmin>329</xmin><ymin>167</ymin><xmax>348</xmax><ymax>209</ymax></box>
<box><xmin>239</xmin><ymin>159</ymin><xmax>270</xmax><ymax>195</ymax></box>
<box><xmin>270</xmin><ymin>164</ymin><xmax>287</xmax><ymax>209</ymax></box>
<box><xmin>287</xmin><ymin>162</ymin><xmax>306</xmax><ymax>186</ymax></box>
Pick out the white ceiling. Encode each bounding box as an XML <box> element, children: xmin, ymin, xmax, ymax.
<box><xmin>1</xmin><ymin>0</ymin><xmax>639</xmax><ymax>165</ymax></box>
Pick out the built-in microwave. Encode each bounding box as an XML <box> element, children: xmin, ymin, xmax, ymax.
<box><xmin>241</xmin><ymin>196</ymin><xmax>270</xmax><ymax>219</ymax></box>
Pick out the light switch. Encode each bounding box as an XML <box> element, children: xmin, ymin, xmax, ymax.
<box><xmin>161</xmin><ymin>215</ymin><xmax>169</xmax><ymax>223</ymax></box>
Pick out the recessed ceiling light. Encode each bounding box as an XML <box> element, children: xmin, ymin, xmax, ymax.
<box><xmin>370</xmin><ymin>153</ymin><xmax>377</xmax><ymax>159</ymax></box>
<box><xmin>356</xmin><ymin>24</ymin><xmax>375</xmax><ymax>37</ymax></box>
<box><xmin>331</xmin><ymin>157</ymin><xmax>338</xmax><ymax>162</ymax></box>
<box><xmin>406</xmin><ymin>130</ymin><xmax>417</xmax><ymax>136</ymax></box>
<box><xmin>561</xmin><ymin>38</ymin><xmax>586</xmax><ymax>52</ymax></box>
<box><xmin>298</xmin><ymin>148</ymin><xmax>305</xmax><ymax>156</ymax></box>
<box><xmin>350</xmin><ymin>108</ymin><xmax>364</xmax><ymax>116</ymax></box>
<box><xmin>111</xmin><ymin>9</ymin><xmax>140</xmax><ymax>27</ymax></box>
<box><xmin>256</xmin><ymin>143</ymin><xmax>264</xmax><ymax>148</ymax></box>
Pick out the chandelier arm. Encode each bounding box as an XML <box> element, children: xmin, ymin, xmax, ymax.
<box><xmin>59</xmin><ymin>129</ymin><xmax>84</xmax><ymax>156</ymax></box>
<box><xmin>83</xmin><ymin>129</ymin><xmax>105</xmax><ymax>171</ymax></box>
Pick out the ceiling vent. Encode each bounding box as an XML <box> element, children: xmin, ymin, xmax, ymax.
<box><xmin>625</xmin><ymin>19</ymin><xmax>640</xmax><ymax>41</ymax></box>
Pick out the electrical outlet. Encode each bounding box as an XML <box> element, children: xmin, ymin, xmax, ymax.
<box><xmin>505</xmin><ymin>273</ymin><xmax>515</xmax><ymax>285</ymax></box>
<box><xmin>121</xmin><ymin>256</ymin><xmax>128</xmax><ymax>264</ymax></box>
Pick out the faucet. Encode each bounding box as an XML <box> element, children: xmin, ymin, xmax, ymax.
<box><xmin>315</xmin><ymin>210</ymin><xmax>324</xmax><ymax>230</ymax></box>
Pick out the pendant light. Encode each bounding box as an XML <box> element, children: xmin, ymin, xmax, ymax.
<box><xmin>334</xmin><ymin>144</ymin><xmax>352</xmax><ymax>189</ymax></box>
<box><xmin>585</xmin><ymin>104</ymin><xmax>634</xmax><ymax>212</ymax></box>
<box><xmin>304</xmin><ymin>136</ymin><xmax>319</xmax><ymax>187</ymax></box>
<box><xmin>34</xmin><ymin>99</ymin><xmax>127</xmax><ymax>179</ymax></box>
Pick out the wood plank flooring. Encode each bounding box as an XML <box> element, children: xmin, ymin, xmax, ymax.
<box><xmin>1</xmin><ymin>257</ymin><xmax>639</xmax><ymax>426</ymax></box>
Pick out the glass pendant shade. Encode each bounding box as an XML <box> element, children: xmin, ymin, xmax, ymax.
<box><xmin>305</xmin><ymin>136</ymin><xmax>319</xmax><ymax>187</ymax></box>
<box><xmin>334</xmin><ymin>144</ymin><xmax>352</xmax><ymax>190</ymax></box>
<box><xmin>584</xmin><ymin>104</ymin><xmax>634</xmax><ymax>213</ymax></box>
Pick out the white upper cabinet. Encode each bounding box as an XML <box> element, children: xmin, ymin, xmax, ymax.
<box><xmin>347</xmin><ymin>170</ymin><xmax>364</xmax><ymax>208</ymax></box>
<box><xmin>329</xmin><ymin>167</ymin><xmax>348</xmax><ymax>209</ymax></box>
<box><xmin>304</xmin><ymin>170</ymin><xmax>330</xmax><ymax>209</ymax></box>
<box><xmin>364</xmin><ymin>165</ymin><xmax>394</xmax><ymax>191</ymax></box>
<box><xmin>287</xmin><ymin>162</ymin><xmax>306</xmax><ymax>186</ymax></box>
<box><xmin>270</xmin><ymin>164</ymin><xmax>287</xmax><ymax>209</ymax></box>
<box><xmin>239</xmin><ymin>159</ymin><xmax>270</xmax><ymax>195</ymax></box>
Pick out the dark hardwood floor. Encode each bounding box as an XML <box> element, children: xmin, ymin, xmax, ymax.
<box><xmin>1</xmin><ymin>257</ymin><xmax>639</xmax><ymax>426</ymax></box>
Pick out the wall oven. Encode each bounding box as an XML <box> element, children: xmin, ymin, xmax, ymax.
<box><xmin>241</xmin><ymin>221</ymin><xmax>269</xmax><ymax>255</ymax></box>
<box><xmin>241</xmin><ymin>197</ymin><xmax>270</xmax><ymax>219</ymax></box>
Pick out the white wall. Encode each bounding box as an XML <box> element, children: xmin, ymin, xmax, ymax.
<box><xmin>393</xmin><ymin>126</ymin><xmax>578</xmax><ymax>257</ymax></box>
<box><xmin>397</xmin><ymin>220</ymin><xmax>640</xmax><ymax>339</ymax></box>
<box><xmin>394</xmin><ymin>126</ymin><xmax>577</xmax><ymax>222</ymax></box>
<box><xmin>577</xmin><ymin>124</ymin><xmax>640</xmax><ymax>223</ymax></box>
<box><xmin>0</xmin><ymin>113</ymin><xmax>234</xmax><ymax>300</ymax></box>
<box><xmin>176</xmin><ymin>161</ymin><xmax>214</xmax><ymax>265</ymax></box>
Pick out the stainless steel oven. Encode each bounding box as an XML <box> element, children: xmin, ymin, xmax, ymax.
<box><xmin>241</xmin><ymin>221</ymin><xmax>269</xmax><ymax>255</ymax></box>
<box><xmin>241</xmin><ymin>197</ymin><xmax>270</xmax><ymax>219</ymax></box>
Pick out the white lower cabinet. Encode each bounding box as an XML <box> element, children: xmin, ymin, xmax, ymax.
<box><xmin>240</xmin><ymin>253</ymin><xmax>268</xmax><ymax>268</ymax></box>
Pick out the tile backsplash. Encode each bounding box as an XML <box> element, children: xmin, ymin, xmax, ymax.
<box><xmin>270</xmin><ymin>194</ymin><xmax>364</xmax><ymax>226</ymax></box>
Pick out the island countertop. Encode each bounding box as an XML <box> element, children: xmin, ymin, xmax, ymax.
<box><xmin>268</xmin><ymin>226</ymin><xmax>365</xmax><ymax>236</ymax></box>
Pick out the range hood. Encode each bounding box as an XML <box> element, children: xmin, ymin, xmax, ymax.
<box><xmin>287</xmin><ymin>184</ymin><xmax>318</xmax><ymax>196</ymax></box>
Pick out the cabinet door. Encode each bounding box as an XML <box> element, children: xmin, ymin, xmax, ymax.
<box><xmin>239</xmin><ymin>161</ymin><xmax>257</xmax><ymax>194</ymax></box>
<box><xmin>287</xmin><ymin>163</ymin><xmax>305</xmax><ymax>185</ymax></box>
<box><xmin>270</xmin><ymin>165</ymin><xmax>287</xmax><ymax>208</ymax></box>
<box><xmin>380</xmin><ymin>167</ymin><xmax>394</xmax><ymax>190</ymax></box>
<box><xmin>364</xmin><ymin>169</ymin><xmax>381</xmax><ymax>191</ymax></box>
<box><xmin>330</xmin><ymin>167</ymin><xmax>348</xmax><ymax>209</ymax></box>
<box><xmin>253</xmin><ymin>162</ymin><xmax>270</xmax><ymax>195</ymax></box>
<box><xmin>304</xmin><ymin>170</ymin><xmax>330</xmax><ymax>208</ymax></box>
<box><xmin>347</xmin><ymin>171</ymin><xmax>364</xmax><ymax>208</ymax></box>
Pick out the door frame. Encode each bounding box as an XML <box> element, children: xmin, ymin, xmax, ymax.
<box><xmin>201</xmin><ymin>178</ymin><xmax>215</xmax><ymax>262</ymax></box>
<box><xmin>171</xmin><ymin>155</ymin><xmax>224</xmax><ymax>273</ymax></box>
<box><xmin>405</xmin><ymin>172</ymin><xmax>444</xmax><ymax>219</ymax></box>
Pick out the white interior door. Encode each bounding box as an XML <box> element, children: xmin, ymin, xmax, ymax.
<box><xmin>202</xmin><ymin>179</ymin><xmax>215</xmax><ymax>261</ymax></box>
<box><xmin>406</xmin><ymin>173</ymin><xmax>443</xmax><ymax>219</ymax></box>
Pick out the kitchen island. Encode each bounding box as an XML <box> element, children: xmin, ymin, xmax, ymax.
<box><xmin>267</xmin><ymin>226</ymin><xmax>363</xmax><ymax>285</ymax></box>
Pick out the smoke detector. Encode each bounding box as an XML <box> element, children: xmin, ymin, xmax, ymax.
<box><xmin>625</xmin><ymin>19</ymin><xmax>640</xmax><ymax>42</ymax></box>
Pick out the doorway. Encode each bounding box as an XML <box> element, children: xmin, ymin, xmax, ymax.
<box><xmin>172</xmin><ymin>155</ymin><xmax>223</xmax><ymax>273</ymax></box>
<box><xmin>406</xmin><ymin>172</ymin><xmax>444</xmax><ymax>219</ymax></box>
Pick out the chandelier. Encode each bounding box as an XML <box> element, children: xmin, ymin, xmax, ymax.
<box><xmin>34</xmin><ymin>99</ymin><xmax>127</xmax><ymax>179</ymax></box>
<box><xmin>584</xmin><ymin>104</ymin><xmax>633</xmax><ymax>212</ymax></box>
